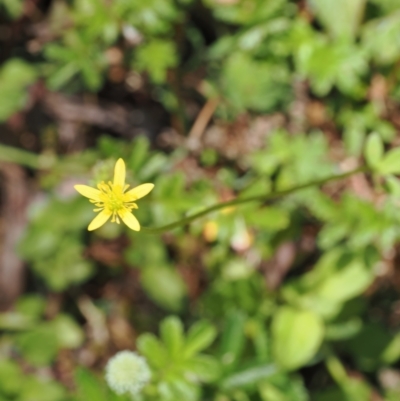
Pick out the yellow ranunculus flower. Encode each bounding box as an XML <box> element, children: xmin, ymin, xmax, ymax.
<box><xmin>74</xmin><ymin>158</ymin><xmax>154</xmax><ymax>231</ymax></box>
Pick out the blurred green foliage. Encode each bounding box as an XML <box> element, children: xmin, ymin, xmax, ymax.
<box><xmin>2</xmin><ymin>0</ymin><xmax>400</xmax><ymax>400</ymax></box>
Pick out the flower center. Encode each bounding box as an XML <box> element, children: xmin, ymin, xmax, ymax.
<box><xmin>98</xmin><ymin>182</ymin><xmax>124</xmax><ymax>212</ymax></box>
<box><xmin>92</xmin><ymin>181</ymin><xmax>138</xmax><ymax>224</ymax></box>
<box><xmin>105</xmin><ymin>188</ymin><xmax>124</xmax><ymax>211</ymax></box>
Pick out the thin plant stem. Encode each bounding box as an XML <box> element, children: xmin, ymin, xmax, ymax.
<box><xmin>325</xmin><ymin>354</ymin><xmax>348</xmax><ymax>385</ymax></box>
<box><xmin>0</xmin><ymin>144</ymin><xmax>56</xmax><ymax>169</ymax></box>
<box><xmin>141</xmin><ymin>165</ymin><xmax>368</xmax><ymax>234</ymax></box>
<box><xmin>0</xmin><ymin>144</ymin><xmax>41</xmax><ymax>169</ymax></box>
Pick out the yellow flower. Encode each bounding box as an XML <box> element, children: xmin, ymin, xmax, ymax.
<box><xmin>74</xmin><ymin>158</ymin><xmax>154</xmax><ymax>231</ymax></box>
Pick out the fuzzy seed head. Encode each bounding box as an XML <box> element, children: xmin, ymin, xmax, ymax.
<box><xmin>105</xmin><ymin>351</ymin><xmax>151</xmax><ymax>396</ymax></box>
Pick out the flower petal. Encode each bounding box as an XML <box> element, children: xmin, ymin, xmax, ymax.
<box><xmin>88</xmin><ymin>210</ymin><xmax>112</xmax><ymax>231</ymax></box>
<box><xmin>74</xmin><ymin>185</ymin><xmax>101</xmax><ymax>201</ymax></box>
<box><xmin>113</xmin><ymin>158</ymin><xmax>126</xmax><ymax>188</ymax></box>
<box><xmin>118</xmin><ymin>210</ymin><xmax>140</xmax><ymax>231</ymax></box>
<box><xmin>124</xmin><ymin>183</ymin><xmax>154</xmax><ymax>201</ymax></box>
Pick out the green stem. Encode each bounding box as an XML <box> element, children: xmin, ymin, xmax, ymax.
<box><xmin>141</xmin><ymin>165</ymin><xmax>368</xmax><ymax>234</ymax></box>
<box><xmin>325</xmin><ymin>354</ymin><xmax>348</xmax><ymax>385</ymax></box>
<box><xmin>325</xmin><ymin>352</ymin><xmax>371</xmax><ymax>398</ymax></box>
<box><xmin>0</xmin><ymin>144</ymin><xmax>55</xmax><ymax>169</ymax></box>
<box><xmin>0</xmin><ymin>144</ymin><xmax>40</xmax><ymax>169</ymax></box>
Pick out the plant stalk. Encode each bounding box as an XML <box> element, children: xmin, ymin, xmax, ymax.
<box><xmin>141</xmin><ymin>165</ymin><xmax>368</xmax><ymax>234</ymax></box>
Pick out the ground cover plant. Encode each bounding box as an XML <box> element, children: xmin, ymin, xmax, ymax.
<box><xmin>2</xmin><ymin>0</ymin><xmax>400</xmax><ymax>400</ymax></box>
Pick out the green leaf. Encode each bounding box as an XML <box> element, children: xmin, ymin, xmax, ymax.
<box><xmin>312</xmin><ymin>387</ymin><xmax>347</xmax><ymax>401</ymax></box>
<box><xmin>0</xmin><ymin>59</ymin><xmax>37</xmax><ymax>121</ymax></box>
<box><xmin>382</xmin><ymin>332</ymin><xmax>400</xmax><ymax>364</ymax></box>
<box><xmin>364</xmin><ymin>133</ymin><xmax>384</xmax><ymax>169</ymax></box>
<box><xmin>219</xmin><ymin>311</ymin><xmax>246</xmax><ymax>370</ymax></box>
<box><xmin>221</xmin><ymin>53</ymin><xmax>290</xmax><ymax>113</ymax></box>
<box><xmin>346</xmin><ymin>323</ymin><xmax>391</xmax><ymax>371</ymax></box>
<box><xmin>272</xmin><ymin>306</ymin><xmax>324</xmax><ymax>370</ymax></box>
<box><xmin>258</xmin><ymin>382</ymin><xmax>287</xmax><ymax>401</ymax></box>
<box><xmin>16</xmin><ymin>295</ymin><xmax>46</xmax><ymax>319</ymax></box>
<box><xmin>129</xmin><ymin>136</ymin><xmax>150</xmax><ymax>172</ymax></box>
<box><xmin>160</xmin><ymin>316</ymin><xmax>184</xmax><ymax>358</ymax></box>
<box><xmin>362</xmin><ymin>12</ymin><xmax>400</xmax><ymax>65</ymax></box>
<box><xmin>168</xmin><ymin>380</ymin><xmax>199</xmax><ymax>401</ymax></box>
<box><xmin>325</xmin><ymin>319</ymin><xmax>362</xmax><ymax>340</ymax></box>
<box><xmin>384</xmin><ymin>175</ymin><xmax>400</xmax><ymax>196</ymax></box>
<box><xmin>315</xmin><ymin>258</ymin><xmax>373</xmax><ymax>303</ymax></box>
<box><xmin>182</xmin><ymin>355</ymin><xmax>221</xmax><ymax>382</ymax></box>
<box><xmin>296</xmin><ymin>38</ymin><xmax>367</xmax><ymax>97</ymax></box>
<box><xmin>19</xmin><ymin>377</ymin><xmax>66</xmax><ymax>401</ymax></box>
<box><xmin>46</xmin><ymin>62</ymin><xmax>79</xmax><ymax>91</ymax></box>
<box><xmin>183</xmin><ymin>321</ymin><xmax>217</xmax><ymax>358</ymax></box>
<box><xmin>0</xmin><ymin>311</ymin><xmax>35</xmax><ymax>330</ymax></box>
<box><xmin>135</xmin><ymin>40</ymin><xmax>178</xmax><ymax>83</ymax></box>
<box><xmin>140</xmin><ymin>265</ymin><xmax>187</xmax><ymax>311</ymax></box>
<box><xmin>138</xmin><ymin>153</ymin><xmax>168</xmax><ymax>181</ymax></box>
<box><xmin>17</xmin><ymin>323</ymin><xmax>59</xmax><ymax>366</ymax></box>
<box><xmin>248</xmin><ymin>319</ymin><xmax>270</xmax><ymax>363</ymax></box>
<box><xmin>343</xmin><ymin>378</ymin><xmax>372</xmax><ymax>401</ymax></box>
<box><xmin>158</xmin><ymin>382</ymin><xmax>175</xmax><ymax>401</ymax></box>
<box><xmin>0</xmin><ymin>0</ymin><xmax>23</xmax><ymax>18</ymax></box>
<box><xmin>222</xmin><ymin>258</ymin><xmax>254</xmax><ymax>281</ymax></box>
<box><xmin>74</xmin><ymin>368</ymin><xmax>108</xmax><ymax>401</ymax></box>
<box><xmin>0</xmin><ymin>359</ymin><xmax>23</xmax><ymax>396</ymax></box>
<box><xmin>137</xmin><ymin>333</ymin><xmax>168</xmax><ymax>369</ymax></box>
<box><xmin>246</xmin><ymin>207</ymin><xmax>289</xmax><ymax>231</ymax></box>
<box><xmin>221</xmin><ymin>364</ymin><xmax>276</xmax><ymax>390</ymax></box>
<box><xmin>259</xmin><ymin>374</ymin><xmax>308</xmax><ymax>401</ymax></box>
<box><xmin>308</xmin><ymin>0</ymin><xmax>366</xmax><ymax>40</ymax></box>
<box><xmin>53</xmin><ymin>314</ymin><xmax>84</xmax><ymax>349</ymax></box>
<box><xmin>377</xmin><ymin>148</ymin><xmax>400</xmax><ymax>175</ymax></box>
